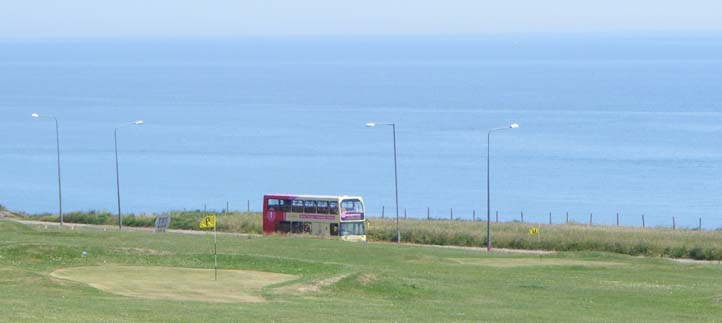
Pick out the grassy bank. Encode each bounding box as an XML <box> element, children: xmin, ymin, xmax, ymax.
<box><xmin>1</xmin><ymin>220</ymin><xmax>722</xmax><ymax>322</ymax></box>
<box><xmin>369</xmin><ymin>218</ymin><xmax>722</xmax><ymax>260</ymax></box>
<box><xmin>12</xmin><ymin>209</ymin><xmax>722</xmax><ymax>260</ymax></box>
<box><xmin>18</xmin><ymin>210</ymin><xmax>262</xmax><ymax>234</ymax></box>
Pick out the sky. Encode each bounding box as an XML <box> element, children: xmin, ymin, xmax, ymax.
<box><xmin>0</xmin><ymin>0</ymin><xmax>721</xmax><ymax>38</ymax></box>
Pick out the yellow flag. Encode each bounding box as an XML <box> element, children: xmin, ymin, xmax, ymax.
<box><xmin>529</xmin><ymin>227</ymin><xmax>540</xmax><ymax>235</ymax></box>
<box><xmin>200</xmin><ymin>215</ymin><xmax>216</xmax><ymax>229</ymax></box>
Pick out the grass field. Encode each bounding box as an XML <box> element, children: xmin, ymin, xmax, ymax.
<box><xmin>2</xmin><ymin>220</ymin><xmax>722</xmax><ymax>322</ymax></box>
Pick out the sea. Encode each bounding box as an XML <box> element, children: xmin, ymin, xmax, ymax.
<box><xmin>1</xmin><ymin>34</ymin><xmax>721</xmax><ymax>228</ymax></box>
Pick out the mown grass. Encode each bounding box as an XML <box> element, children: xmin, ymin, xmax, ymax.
<box><xmin>1</xmin><ymin>220</ymin><xmax>722</xmax><ymax>322</ymax></box>
<box><xmin>14</xmin><ymin>209</ymin><xmax>722</xmax><ymax>260</ymax></box>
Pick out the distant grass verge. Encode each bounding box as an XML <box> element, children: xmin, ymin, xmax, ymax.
<box><xmin>368</xmin><ymin>218</ymin><xmax>722</xmax><ymax>260</ymax></box>
<box><xmin>15</xmin><ymin>209</ymin><xmax>262</xmax><ymax>234</ymax></box>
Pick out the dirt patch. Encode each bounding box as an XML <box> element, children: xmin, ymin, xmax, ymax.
<box><xmin>110</xmin><ymin>247</ymin><xmax>174</xmax><ymax>256</ymax></box>
<box><xmin>602</xmin><ymin>280</ymin><xmax>685</xmax><ymax>291</ymax></box>
<box><xmin>357</xmin><ymin>273</ymin><xmax>377</xmax><ymax>285</ymax></box>
<box><xmin>50</xmin><ymin>265</ymin><xmax>297</xmax><ymax>303</ymax></box>
<box><xmin>276</xmin><ymin>274</ymin><xmax>350</xmax><ymax>294</ymax></box>
<box><xmin>670</xmin><ymin>258</ymin><xmax>722</xmax><ymax>265</ymax></box>
<box><xmin>448</xmin><ymin>258</ymin><xmax>627</xmax><ymax>268</ymax></box>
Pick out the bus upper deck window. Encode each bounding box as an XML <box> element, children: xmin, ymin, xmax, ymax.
<box><xmin>341</xmin><ymin>199</ymin><xmax>364</xmax><ymax>213</ymax></box>
<box><xmin>267</xmin><ymin>199</ymin><xmax>279</xmax><ymax>211</ymax></box>
<box><xmin>317</xmin><ymin>201</ymin><xmax>329</xmax><ymax>214</ymax></box>
<box><xmin>304</xmin><ymin>200</ymin><xmax>317</xmax><ymax>213</ymax></box>
<box><xmin>292</xmin><ymin>200</ymin><xmax>304</xmax><ymax>213</ymax></box>
<box><xmin>280</xmin><ymin>200</ymin><xmax>292</xmax><ymax>212</ymax></box>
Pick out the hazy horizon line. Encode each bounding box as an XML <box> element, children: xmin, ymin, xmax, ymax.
<box><xmin>2</xmin><ymin>31</ymin><xmax>722</xmax><ymax>42</ymax></box>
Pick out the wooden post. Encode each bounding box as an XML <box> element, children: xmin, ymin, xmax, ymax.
<box><xmin>382</xmin><ymin>206</ymin><xmax>385</xmax><ymax>219</ymax></box>
<box><xmin>549</xmin><ymin>212</ymin><xmax>552</xmax><ymax>225</ymax></box>
<box><xmin>566</xmin><ymin>212</ymin><xmax>569</xmax><ymax>224</ymax></box>
<box><xmin>495</xmin><ymin>211</ymin><xmax>498</xmax><ymax>223</ymax></box>
<box><xmin>699</xmin><ymin>217</ymin><xmax>702</xmax><ymax>231</ymax></box>
<box><xmin>642</xmin><ymin>214</ymin><xmax>645</xmax><ymax>228</ymax></box>
<box><xmin>247</xmin><ymin>200</ymin><xmax>250</xmax><ymax>213</ymax></box>
<box><xmin>521</xmin><ymin>211</ymin><xmax>524</xmax><ymax>223</ymax></box>
<box><xmin>226</xmin><ymin>201</ymin><xmax>229</xmax><ymax>214</ymax></box>
<box><xmin>427</xmin><ymin>207</ymin><xmax>430</xmax><ymax>220</ymax></box>
<box><xmin>672</xmin><ymin>216</ymin><xmax>676</xmax><ymax>230</ymax></box>
<box><xmin>589</xmin><ymin>213</ymin><xmax>592</xmax><ymax>226</ymax></box>
<box><xmin>450</xmin><ymin>208</ymin><xmax>453</xmax><ymax>220</ymax></box>
<box><xmin>473</xmin><ymin>209</ymin><xmax>476</xmax><ymax>221</ymax></box>
<box><xmin>616</xmin><ymin>212</ymin><xmax>619</xmax><ymax>226</ymax></box>
<box><xmin>404</xmin><ymin>208</ymin><xmax>407</xmax><ymax>219</ymax></box>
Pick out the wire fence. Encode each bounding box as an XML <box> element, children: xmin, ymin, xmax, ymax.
<box><xmin>367</xmin><ymin>206</ymin><xmax>717</xmax><ymax>231</ymax></box>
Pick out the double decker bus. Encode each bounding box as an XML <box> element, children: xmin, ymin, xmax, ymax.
<box><xmin>263</xmin><ymin>194</ymin><xmax>366</xmax><ymax>242</ymax></box>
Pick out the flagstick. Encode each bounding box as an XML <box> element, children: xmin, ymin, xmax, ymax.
<box><xmin>214</xmin><ymin>214</ymin><xmax>218</xmax><ymax>281</ymax></box>
<box><xmin>538</xmin><ymin>230</ymin><xmax>542</xmax><ymax>262</ymax></box>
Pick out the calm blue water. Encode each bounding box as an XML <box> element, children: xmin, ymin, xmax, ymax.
<box><xmin>1</xmin><ymin>34</ymin><xmax>721</xmax><ymax>228</ymax></box>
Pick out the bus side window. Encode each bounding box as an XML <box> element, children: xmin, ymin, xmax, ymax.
<box><xmin>292</xmin><ymin>200</ymin><xmax>304</xmax><ymax>213</ymax></box>
<box><xmin>304</xmin><ymin>200</ymin><xmax>317</xmax><ymax>213</ymax></box>
<box><xmin>329</xmin><ymin>201</ymin><xmax>338</xmax><ymax>215</ymax></box>
<box><xmin>317</xmin><ymin>201</ymin><xmax>329</xmax><ymax>214</ymax></box>
<box><xmin>267</xmin><ymin>199</ymin><xmax>279</xmax><ymax>211</ymax></box>
<box><xmin>281</xmin><ymin>200</ymin><xmax>292</xmax><ymax>212</ymax></box>
<box><xmin>330</xmin><ymin>223</ymin><xmax>339</xmax><ymax>236</ymax></box>
<box><xmin>279</xmin><ymin>221</ymin><xmax>291</xmax><ymax>233</ymax></box>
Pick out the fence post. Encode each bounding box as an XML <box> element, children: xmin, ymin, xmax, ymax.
<box><xmin>427</xmin><ymin>207</ymin><xmax>430</xmax><ymax>220</ymax></box>
<box><xmin>566</xmin><ymin>212</ymin><xmax>569</xmax><ymax>224</ymax></box>
<box><xmin>616</xmin><ymin>212</ymin><xmax>619</xmax><ymax>226</ymax></box>
<box><xmin>247</xmin><ymin>200</ymin><xmax>250</xmax><ymax>213</ymax></box>
<box><xmin>226</xmin><ymin>201</ymin><xmax>229</xmax><ymax>214</ymax></box>
<box><xmin>495</xmin><ymin>211</ymin><xmax>498</xmax><ymax>223</ymax></box>
<box><xmin>382</xmin><ymin>206</ymin><xmax>385</xmax><ymax>219</ymax></box>
<box><xmin>589</xmin><ymin>213</ymin><xmax>592</xmax><ymax>226</ymax></box>
<box><xmin>549</xmin><ymin>212</ymin><xmax>552</xmax><ymax>225</ymax></box>
<box><xmin>450</xmin><ymin>208</ymin><xmax>453</xmax><ymax>220</ymax></box>
<box><xmin>521</xmin><ymin>211</ymin><xmax>524</xmax><ymax>223</ymax></box>
<box><xmin>473</xmin><ymin>209</ymin><xmax>476</xmax><ymax>221</ymax></box>
<box><xmin>699</xmin><ymin>217</ymin><xmax>702</xmax><ymax>231</ymax></box>
<box><xmin>404</xmin><ymin>208</ymin><xmax>407</xmax><ymax>219</ymax></box>
<box><xmin>642</xmin><ymin>214</ymin><xmax>645</xmax><ymax>228</ymax></box>
<box><xmin>672</xmin><ymin>216</ymin><xmax>676</xmax><ymax>230</ymax></box>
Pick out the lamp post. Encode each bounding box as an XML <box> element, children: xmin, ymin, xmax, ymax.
<box><xmin>366</xmin><ymin>122</ymin><xmax>401</xmax><ymax>243</ymax></box>
<box><xmin>486</xmin><ymin>123</ymin><xmax>519</xmax><ymax>251</ymax></box>
<box><xmin>114</xmin><ymin>120</ymin><xmax>144</xmax><ymax>230</ymax></box>
<box><xmin>31</xmin><ymin>113</ymin><xmax>63</xmax><ymax>226</ymax></box>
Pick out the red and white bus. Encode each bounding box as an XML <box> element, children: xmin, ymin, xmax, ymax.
<box><xmin>263</xmin><ymin>194</ymin><xmax>366</xmax><ymax>242</ymax></box>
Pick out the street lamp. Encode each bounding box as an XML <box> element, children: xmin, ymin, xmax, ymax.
<box><xmin>114</xmin><ymin>120</ymin><xmax>144</xmax><ymax>230</ymax></box>
<box><xmin>31</xmin><ymin>113</ymin><xmax>63</xmax><ymax>226</ymax></box>
<box><xmin>365</xmin><ymin>122</ymin><xmax>401</xmax><ymax>243</ymax></box>
<box><xmin>486</xmin><ymin>123</ymin><xmax>519</xmax><ymax>251</ymax></box>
